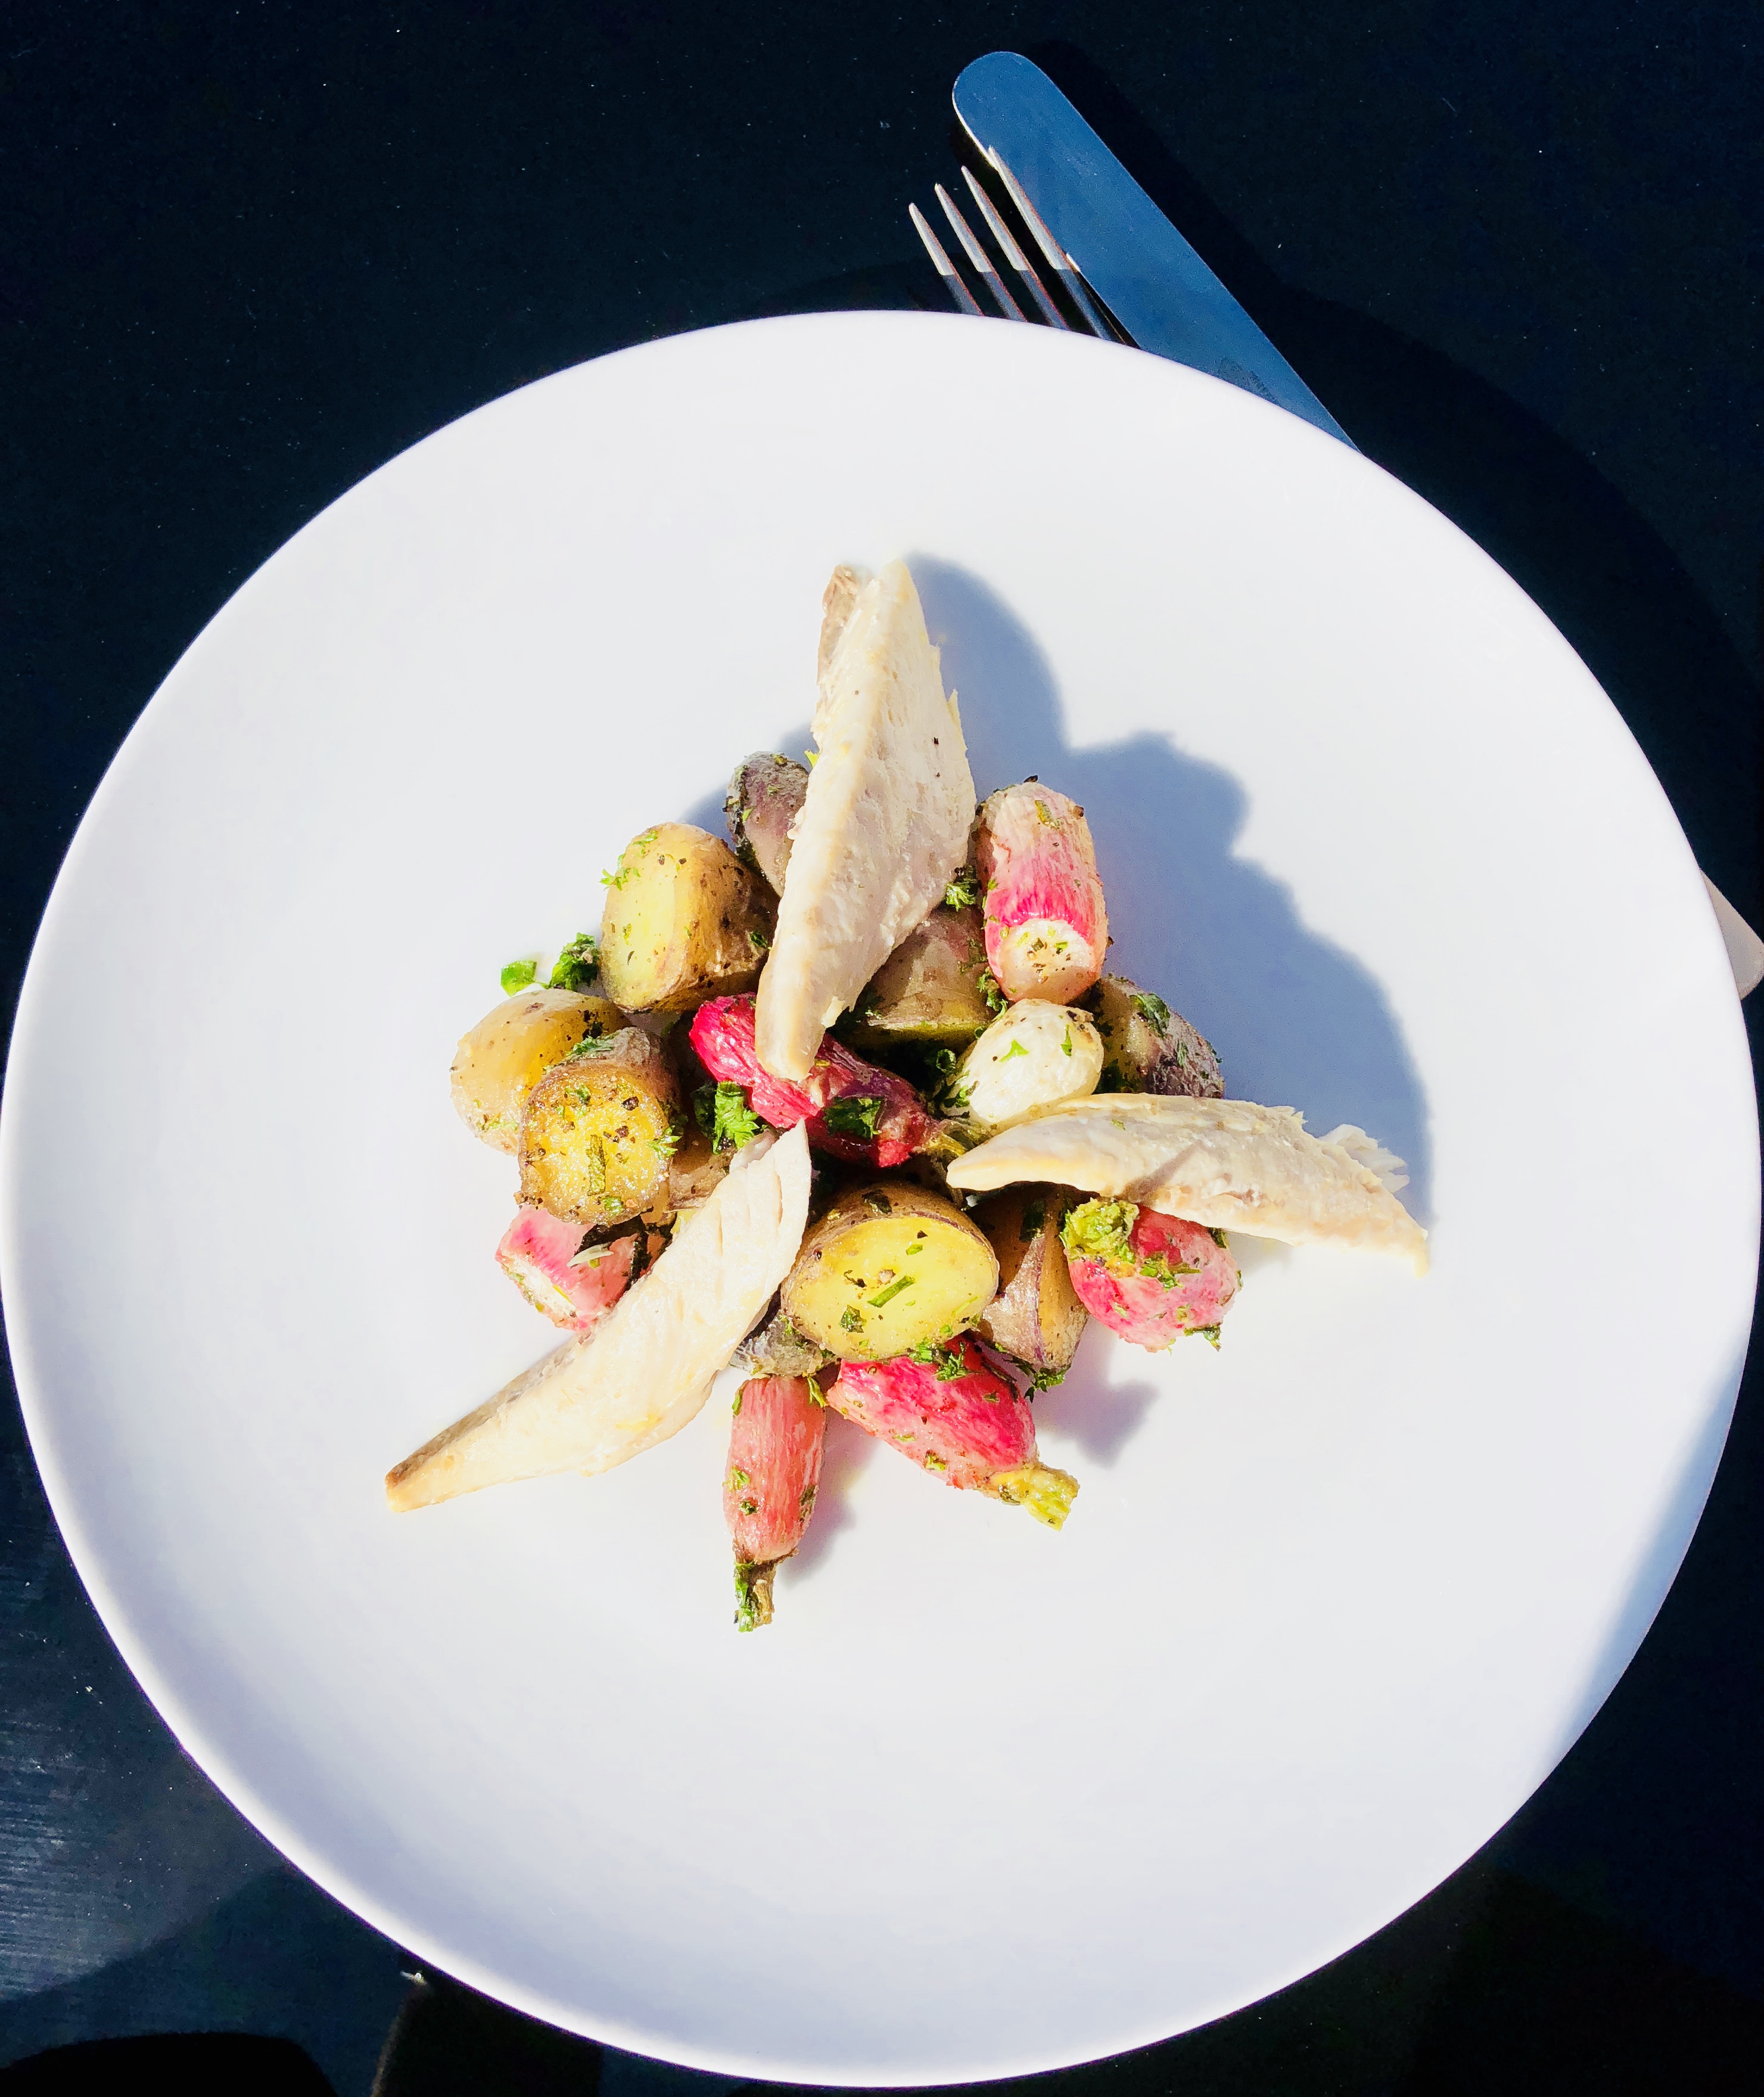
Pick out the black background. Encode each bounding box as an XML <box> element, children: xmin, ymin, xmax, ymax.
<box><xmin>2</xmin><ymin>4</ymin><xmax>1760</xmax><ymax>2092</ymax></box>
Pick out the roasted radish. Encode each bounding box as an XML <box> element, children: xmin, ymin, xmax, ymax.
<box><xmin>726</xmin><ymin>1374</ymin><xmax>827</xmax><ymax>1631</ymax></box>
<box><xmin>1060</xmin><ymin>1200</ymin><xmax>1239</xmax><ymax>1350</ymax></box>
<box><xmin>828</xmin><ymin>1339</ymin><xmax>1078</xmax><ymax>1527</ymax></box>
<box><xmin>975</xmin><ymin>783</ymin><xmax>1108</xmax><ymax>1004</ymax></box>
<box><xmin>496</xmin><ymin>1210</ymin><xmax>644</xmax><ymax>1330</ymax></box>
<box><xmin>690</xmin><ymin>994</ymin><xmax>947</xmax><ymax>1167</ymax></box>
<box><xmin>950</xmin><ymin>998</ymin><xmax>1103</xmax><ymax>1130</ymax></box>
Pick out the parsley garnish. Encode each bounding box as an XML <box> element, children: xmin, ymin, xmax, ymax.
<box><xmin>599</xmin><ymin>865</ymin><xmax>633</xmax><ymax>892</ymax></box>
<box><xmin>923</xmin><ymin>1452</ymin><xmax>948</xmax><ymax>1471</ymax></box>
<box><xmin>1192</xmin><ymin>1324</ymin><xmax>1222</xmax><ymax>1349</ymax></box>
<box><xmin>565</xmin><ymin>1033</ymin><xmax>617</xmax><ymax>1057</ymax></box>
<box><xmin>727</xmin><ymin>1467</ymin><xmax>750</xmax><ymax>1490</ymax></box>
<box><xmin>981</xmin><ymin>975</ymin><xmax>1009</xmax><ymax>1016</ymax></box>
<box><xmin>693</xmin><ymin>1081</ymin><xmax>763</xmax><ymax>1151</ymax></box>
<box><xmin>547</xmin><ymin>933</ymin><xmax>599</xmax><ymax>991</ymax></box>
<box><xmin>867</xmin><ymin>1274</ymin><xmax>916</xmax><ymax>1309</ymax></box>
<box><xmin>1062</xmin><ymin>1198</ymin><xmax>1140</xmax><ymax>1268</ymax></box>
<box><xmin>500</xmin><ymin>959</ymin><xmax>538</xmax><ymax>995</ymax></box>
<box><xmin>943</xmin><ymin>867</ymin><xmax>981</xmax><ymax>909</ymax></box>
<box><xmin>1133</xmin><ymin>990</ymin><xmax>1172</xmax><ymax>1035</ymax></box>
<box><xmin>1059</xmin><ymin>1028</ymin><xmax>1073</xmax><ymax>1057</ymax></box>
<box><xmin>824</xmin><ymin>1094</ymin><xmax>885</xmax><ymax>1140</ymax></box>
<box><xmin>907</xmin><ymin>1337</ymin><xmax>967</xmax><ymax>1381</ymax></box>
<box><xmin>1000</xmin><ymin>1038</ymin><xmax>1029</xmax><ymax>1062</ymax></box>
<box><xmin>839</xmin><ymin>1306</ymin><xmax>864</xmax><ymax>1333</ymax></box>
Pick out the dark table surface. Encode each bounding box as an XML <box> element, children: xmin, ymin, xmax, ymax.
<box><xmin>3</xmin><ymin>4</ymin><xmax>1761</xmax><ymax>2092</ymax></box>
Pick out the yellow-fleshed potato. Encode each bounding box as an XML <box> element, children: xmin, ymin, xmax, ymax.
<box><xmin>450</xmin><ymin>988</ymin><xmax>625</xmax><ymax>1153</ymax></box>
<box><xmin>598</xmin><ymin>822</ymin><xmax>774</xmax><ymax>1013</ymax></box>
<box><xmin>974</xmin><ymin>1186</ymin><xmax>1089</xmax><ymax>1381</ymax></box>
<box><xmin>782</xmin><ymin>1181</ymin><xmax>999</xmax><ymax>1361</ymax></box>
<box><xmin>844</xmin><ymin>903</ymin><xmax>997</xmax><ymax>1048</ymax></box>
<box><xmin>517</xmin><ymin>1028</ymin><xmax>685</xmax><ymax>1228</ymax></box>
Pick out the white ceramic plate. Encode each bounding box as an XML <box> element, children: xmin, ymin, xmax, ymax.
<box><xmin>2</xmin><ymin>313</ymin><xmax>1755</xmax><ymax>2084</ymax></box>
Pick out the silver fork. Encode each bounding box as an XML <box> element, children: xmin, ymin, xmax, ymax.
<box><xmin>910</xmin><ymin>165</ymin><xmax>1116</xmax><ymax>340</ymax></box>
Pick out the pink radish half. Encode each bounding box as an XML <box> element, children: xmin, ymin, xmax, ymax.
<box><xmin>975</xmin><ymin>783</ymin><xmax>1109</xmax><ymax>1005</ymax></box>
<box><xmin>690</xmin><ymin>994</ymin><xmax>944</xmax><ymax>1166</ymax></box>
<box><xmin>1061</xmin><ymin>1200</ymin><xmax>1239</xmax><ymax>1351</ymax></box>
<box><xmin>829</xmin><ymin>1339</ymin><xmax>1078</xmax><ymax>1527</ymax></box>
<box><xmin>726</xmin><ymin>1374</ymin><xmax>827</xmax><ymax>1631</ymax></box>
<box><xmin>496</xmin><ymin>1209</ymin><xmax>640</xmax><ymax>1330</ymax></box>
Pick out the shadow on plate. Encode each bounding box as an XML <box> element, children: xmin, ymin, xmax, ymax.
<box><xmin>911</xmin><ymin>558</ymin><xmax>1434</xmax><ymax>1221</ymax></box>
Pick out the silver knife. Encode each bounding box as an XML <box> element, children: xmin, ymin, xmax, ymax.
<box><xmin>952</xmin><ymin>50</ymin><xmax>1355</xmax><ymax>448</ymax></box>
<box><xmin>948</xmin><ymin>49</ymin><xmax>1764</xmax><ymax>994</ymax></box>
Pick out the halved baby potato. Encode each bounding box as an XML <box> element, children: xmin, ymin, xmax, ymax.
<box><xmin>843</xmin><ymin>903</ymin><xmax>997</xmax><ymax>1049</ymax></box>
<box><xmin>517</xmin><ymin>1027</ymin><xmax>684</xmax><ymax>1228</ymax></box>
<box><xmin>782</xmin><ymin>1181</ymin><xmax>999</xmax><ymax>1362</ymax></box>
<box><xmin>973</xmin><ymin>1185</ymin><xmax>1089</xmax><ymax>1382</ymax></box>
<box><xmin>450</xmin><ymin>987</ymin><xmax>625</xmax><ymax>1153</ymax></box>
<box><xmin>598</xmin><ymin>822</ymin><xmax>774</xmax><ymax>1013</ymax></box>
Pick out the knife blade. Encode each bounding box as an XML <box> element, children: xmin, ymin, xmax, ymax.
<box><xmin>953</xmin><ymin>50</ymin><xmax>1355</xmax><ymax>447</ymax></box>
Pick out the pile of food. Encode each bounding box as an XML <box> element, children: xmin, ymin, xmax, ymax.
<box><xmin>387</xmin><ymin>559</ymin><xmax>1427</xmax><ymax>1629</ymax></box>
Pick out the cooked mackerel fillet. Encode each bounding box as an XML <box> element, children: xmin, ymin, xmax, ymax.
<box><xmin>946</xmin><ymin>1096</ymin><xmax>1428</xmax><ymax>1274</ymax></box>
<box><xmin>386</xmin><ymin>1124</ymin><xmax>813</xmax><ymax>1511</ymax></box>
<box><xmin>754</xmin><ymin>560</ymin><xmax>975</xmax><ymax>1084</ymax></box>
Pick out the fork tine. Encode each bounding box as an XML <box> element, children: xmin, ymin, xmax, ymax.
<box><xmin>985</xmin><ymin>152</ymin><xmax>1117</xmax><ymax>341</ymax></box>
<box><xmin>934</xmin><ymin>183</ymin><xmax>1026</xmax><ymax>321</ymax></box>
<box><xmin>910</xmin><ymin>203</ymin><xmax>984</xmax><ymax>316</ymax></box>
<box><xmin>959</xmin><ymin>167</ymin><xmax>1067</xmax><ymax>329</ymax></box>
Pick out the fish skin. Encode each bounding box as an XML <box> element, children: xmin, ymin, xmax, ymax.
<box><xmin>385</xmin><ymin>1124</ymin><xmax>814</xmax><ymax>1510</ymax></box>
<box><xmin>947</xmin><ymin>1095</ymin><xmax>1428</xmax><ymax>1274</ymax></box>
<box><xmin>755</xmin><ymin>561</ymin><xmax>975</xmax><ymax>1084</ymax></box>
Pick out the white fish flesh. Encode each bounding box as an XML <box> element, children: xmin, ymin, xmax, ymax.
<box><xmin>754</xmin><ymin>561</ymin><xmax>975</xmax><ymax>1084</ymax></box>
<box><xmin>946</xmin><ymin>1095</ymin><xmax>1428</xmax><ymax>1272</ymax></box>
<box><xmin>386</xmin><ymin>1124</ymin><xmax>814</xmax><ymax>1510</ymax></box>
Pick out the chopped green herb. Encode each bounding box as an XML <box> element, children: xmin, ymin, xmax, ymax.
<box><xmin>908</xmin><ymin>1337</ymin><xmax>968</xmax><ymax>1380</ymax></box>
<box><xmin>839</xmin><ymin>1306</ymin><xmax>864</xmax><ymax>1334</ymax></box>
<box><xmin>1000</xmin><ymin>1038</ymin><xmax>1029</xmax><ymax>1062</ymax></box>
<box><xmin>804</xmin><ymin>749</ymin><xmax>819</xmax><ymax>767</ymax></box>
<box><xmin>547</xmin><ymin>932</ymin><xmax>599</xmax><ymax>991</ymax></box>
<box><xmin>942</xmin><ymin>866</ymin><xmax>981</xmax><ymax>909</ymax></box>
<box><xmin>1173</xmin><ymin>1040</ymin><xmax>1189</xmax><ymax>1067</ymax></box>
<box><xmin>1133</xmin><ymin>990</ymin><xmax>1172</xmax><ymax>1034</ymax></box>
<box><xmin>1209</xmin><ymin>1227</ymin><xmax>1230</xmax><ymax>1249</ymax></box>
<box><xmin>1060</xmin><ymin>1027</ymin><xmax>1074</xmax><ymax>1057</ymax></box>
<box><xmin>823</xmin><ymin>1094</ymin><xmax>885</xmax><ymax>1141</ymax></box>
<box><xmin>747</xmin><ymin>926</ymin><xmax>771</xmax><ymax>953</ymax></box>
<box><xmin>566</xmin><ymin>1033</ymin><xmax>617</xmax><ymax>1057</ymax></box>
<box><xmin>727</xmin><ymin>1467</ymin><xmax>751</xmax><ymax>1490</ymax></box>
<box><xmin>1021</xmin><ymin>1197</ymin><xmax>1046</xmax><ymax>1241</ymax></box>
<box><xmin>600</xmin><ymin>865</ymin><xmax>633</xmax><ymax>892</ymax></box>
<box><xmin>731</xmin><ymin>1389</ymin><xmax>743</xmax><ymax>1416</ymax></box>
<box><xmin>649</xmin><ymin>1115</ymin><xmax>685</xmax><ymax>1159</ymax></box>
<box><xmin>981</xmin><ymin>976</ymin><xmax>1009</xmax><ymax>1016</ymax></box>
<box><xmin>1062</xmin><ymin>1198</ymin><xmax>1140</xmax><ymax>1268</ymax></box>
<box><xmin>867</xmin><ymin>1274</ymin><xmax>916</xmax><ymax>1309</ymax></box>
<box><xmin>739</xmin><ymin>1496</ymin><xmax>758</xmax><ymax>1516</ymax></box>
<box><xmin>500</xmin><ymin>959</ymin><xmax>539</xmax><ymax>995</ymax></box>
<box><xmin>694</xmin><ymin>1080</ymin><xmax>763</xmax><ymax>1151</ymax></box>
<box><xmin>1027</xmin><ymin>1364</ymin><xmax>1067</xmax><ymax>1392</ymax></box>
<box><xmin>860</xmin><ymin>1188</ymin><xmax>893</xmax><ymax>1214</ymax></box>
<box><xmin>1035</xmin><ymin>800</ymin><xmax>1057</xmax><ymax>827</ymax></box>
<box><xmin>923</xmin><ymin>1452</ymin><xmax>948</xmax><ymax>1472</ymax></box>
<box><xmin>1192</xmin><ymin>1324</ymin><xmax>1222</xmax><ymax>1348</ymax></box>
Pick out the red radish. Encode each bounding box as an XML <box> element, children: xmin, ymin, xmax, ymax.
<box><xmin>726</xmin><ymin>1374</ymin><xmax>827</xmax><ymax>1631</ymax></box>
<box><xmin>496</xmin><ymin>1209</ymin><xmax>640</xmax><ymax>1330</ymax></box>
<box><xmin>828</xmin><ymin>1338</ymin><xmax>1078</xmax><ymax>1527</ymax></box>
<box><xmin>690</xmin><ymin>994</ymin><xmax>945</xmax><ymax>1166</ymax></box>
<box><xmin>975</xmin><ymin>782</ymin><xmax>1109</xmax><ymax>1005</ymax></box>
<box><xmin>1060</xmin><ymin>1200</ymin><xmax>1239</xmax><ymax>1351</ymax></box>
